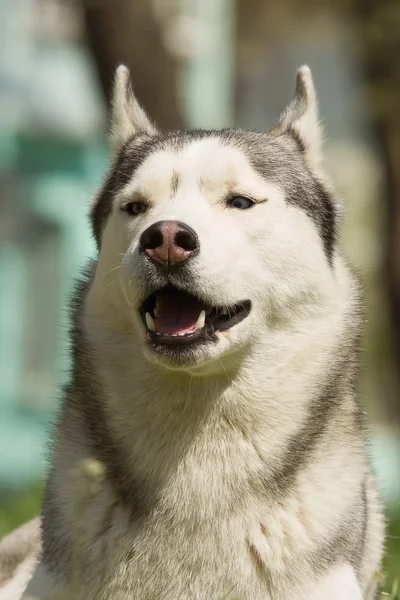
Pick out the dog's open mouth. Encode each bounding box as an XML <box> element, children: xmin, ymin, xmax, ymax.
<box><xmin>140</xmin><ymin>286</ymin><xmax>251</xmax><ymax>345</ymax></box>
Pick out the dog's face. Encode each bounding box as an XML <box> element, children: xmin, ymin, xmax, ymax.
<box><xmin>89</xmin><ymin>66</ymin><xmax>339</xmax><ymax>373</ymax></box>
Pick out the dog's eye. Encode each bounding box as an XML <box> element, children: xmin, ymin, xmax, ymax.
<box><xmin>228</xmin><ymin>196</ymin><xmax>254</xmax><ymax>210</ymax></box>
<box><xmin>124</xmin><ymin>202</ymin><xmax>147</xmax><ymax>216</ymax></box>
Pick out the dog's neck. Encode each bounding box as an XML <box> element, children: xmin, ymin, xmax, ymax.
<box><xmin>46</xmin><ymin>260</ymin><xmax>359</xmax><ymax>545</ymax></box>
<box><xmin>78</xmin><ymin>276</ymin><xmax>356</xmax><ymax>493</ymax></box>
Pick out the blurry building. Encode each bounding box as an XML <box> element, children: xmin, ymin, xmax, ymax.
<box><xmin>0</xmin><ymin>0</ymin><xmax>105</xmax><ymax>485</ymax></box>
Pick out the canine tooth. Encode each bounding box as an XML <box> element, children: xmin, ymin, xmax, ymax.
<box><xmin>145</xmin><ymin>312</ymin><xmax>156</xmax><ymax>332</ymax></box>
<box><xmin>196</xmin><ymin>310</ymin><xmax>206</xmax><ymax>329</ymax></box>
<box><xmin>221</xmin><ymin>307</ymin><xmax>229</xmax><ymax>316</ymax></box>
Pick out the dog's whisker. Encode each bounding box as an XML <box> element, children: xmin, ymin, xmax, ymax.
<box><xmin>102</xmin><ymin>264</ymin><xmax>122</xmax><ymax>279</ymax></box>
<box><xmin>217</xmin><ymin>358</ymin><xmax>231</xmax><ymax>384</ymax></box>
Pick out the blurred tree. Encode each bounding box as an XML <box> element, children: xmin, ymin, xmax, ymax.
<box><xmin>81</xmin><ymin>0</ymin><xmax>183</xmax><ymax>130</ymax></box>
<box><xmin>352</xmin><ymin>0</ymin><xmax>400</xmax><ymax>418</ymax></box>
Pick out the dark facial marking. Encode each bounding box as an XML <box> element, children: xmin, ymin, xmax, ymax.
<box><xmin>227</xmin><ymin>129</ymin><xmax>336</xmax><ymax>261</ymax></box>
<box><xmin>91</xmin><ymin>128</ymin><xmax>337</xmax><ymax>261</ymax></box>
<box><xmin>91</xmin><ymin>131</ymin><xmax>212</xmax><ymax>248</ymax></box>
<box><xmin>286</xmin><ymin>174</ymin><xmax>336</xmax><ymax>261</ymax></box>
<box><xmin>171</xmin><ymin>171</ymin><xmax>181</xmax><ymax>195</ymax></box>
<box><xmin>90</xmin><ymin>136</ymin><xmax>166</xmax><ymax>247</ymax></box>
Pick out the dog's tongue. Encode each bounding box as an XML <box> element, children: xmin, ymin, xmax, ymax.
<box><xmin>155</xmin><ymin>289</ymin><xmax>205</xmax><ymax>335</ymax></box>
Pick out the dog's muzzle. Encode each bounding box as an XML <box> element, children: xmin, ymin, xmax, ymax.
<box><xmin>140</xmin><ymin>285</ymin><xmax>251</xmax><ymax>347</ymax></box>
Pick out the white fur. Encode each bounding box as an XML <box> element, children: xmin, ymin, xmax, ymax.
<box><xmin>306</xmin><ymin>564</ymin><xmax>363</xmax><ymax>600</ymax></box>
<box><xmin>0</xmin><ymin>555</ymin><xmax>37</xmax><ymax>600</ymax></box>
<box><xmin>110</xmin><ymin>65</ymin><xmax>156</xmax><ymax>157</ymax></box>
<box><xmin>272</xmin><ymin>65</ymin><xmax>323</xmax><ymax>171</ymax></box>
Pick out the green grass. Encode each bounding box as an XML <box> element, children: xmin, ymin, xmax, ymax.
<box><xmin>381</xmin><ymin>580</ymin><xmax>399</xmax><ymax>599</ymax></box>
<box><xmin>0</xmin><ymin>482</ymin><xmax>42</xmax><ymax>536</ymax></box>
<box><xmin>383</xmin><ymin>507</ymin><xmax>400</xmax><ymax>596</ymax></box>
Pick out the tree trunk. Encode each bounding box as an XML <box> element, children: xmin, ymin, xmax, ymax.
<box><xmin>82</xmin><ymin>0</ymin><xmax>184</xmax><ymax>130</ymax></box>
<box><xmin>352</xmin><ymin>0</ymin><xmax>400</xmax><ymax>415</ymax></box>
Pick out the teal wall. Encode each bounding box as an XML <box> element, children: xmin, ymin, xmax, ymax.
<box><xmin>0</xmin><ymin>132</ymin><xmax>107</xmax><ymax>486</ymax></box>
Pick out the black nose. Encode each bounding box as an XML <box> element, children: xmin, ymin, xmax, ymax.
<box><xmin>139</xmin><ymin>220</ymin><xmax>199</xmax><ymax>268</ymax></box>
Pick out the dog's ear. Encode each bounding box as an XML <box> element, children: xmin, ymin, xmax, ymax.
<box><xmin>110</xmin><ymin>65</ymin><xmax>157</xmax><ymax>156</ymax></box>
<box><xmin>270</xmin><ymin>66</ymin><xmax>322</xmax><ymax>166</ymax></box>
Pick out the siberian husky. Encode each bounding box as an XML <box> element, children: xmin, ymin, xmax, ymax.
<box><xmin>2</xmin><ymin>65</ymin><xmax>385</xmax><ymax>600</ymax></box>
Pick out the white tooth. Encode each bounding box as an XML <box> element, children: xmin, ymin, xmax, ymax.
<box><xmin>221</xmin><ymin>307</ymin><xmax>228</xmax><ymax>316</ymax></box>
<box><xmin>146</xmin><ymin>312</ymin><xmax>156</xmax><ymax>332</ymax></box>
<box><xmin>196</xmin><ymin>310</ymin><xmax>206</xmax><ymax>329</ymax></box>
<box><xmin>154</xmin><ymin>296</ymin><xmax>160</xmax><ymax>318</ymax></box>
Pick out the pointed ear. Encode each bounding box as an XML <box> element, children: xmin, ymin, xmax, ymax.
<box><xmin>270</xmin><ymin>66</ymin><xmax>322</xmax><ymax>166</ymax></box>
<box><xmin>110</xmin><ymin>65</ymin><xmax>157</xmax><ymax>156</ymax></box>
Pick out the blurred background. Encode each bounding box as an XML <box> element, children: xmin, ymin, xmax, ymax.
<box><xmin>0</xmin><ymin>0</ymin><xmax>399</xmax><ymax>591</ymax></box>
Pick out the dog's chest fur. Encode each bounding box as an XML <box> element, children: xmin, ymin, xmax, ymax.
<box><xmin>51</xmin><ymin>409</ymin><xmax>365</xmax><ymax>600</ymax></box>
<box><xmin>43</xmin><ymin>324</ymin><xmax>368</xmax><ymax>600</ymax></box>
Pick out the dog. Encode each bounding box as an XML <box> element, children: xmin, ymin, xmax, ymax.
<box><xmin>1</xmin><ymin>64</ymin><xmax>385</xmax><ymax>599</ymax></box>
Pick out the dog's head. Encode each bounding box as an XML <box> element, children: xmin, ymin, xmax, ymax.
<box><xmin>88</xmin><ymin>65</ymin><xmax>341</xmax><ymax>373</ymax></box>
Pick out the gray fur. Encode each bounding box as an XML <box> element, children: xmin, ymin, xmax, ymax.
<box><xmin>170</xmin><ymin>171</ymin><xmax>181</xmax><ymax>195</ymax></box>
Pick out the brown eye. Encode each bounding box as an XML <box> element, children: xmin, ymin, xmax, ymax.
<box><xmin>124</xmin><ymin>202</ymin><xmax>147</xmax><ymax>216</ymax></box>
<box><xmin>227</xmin><ymin>196</ymin><xmax>254</xmax><ymax>210</ymax></box>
